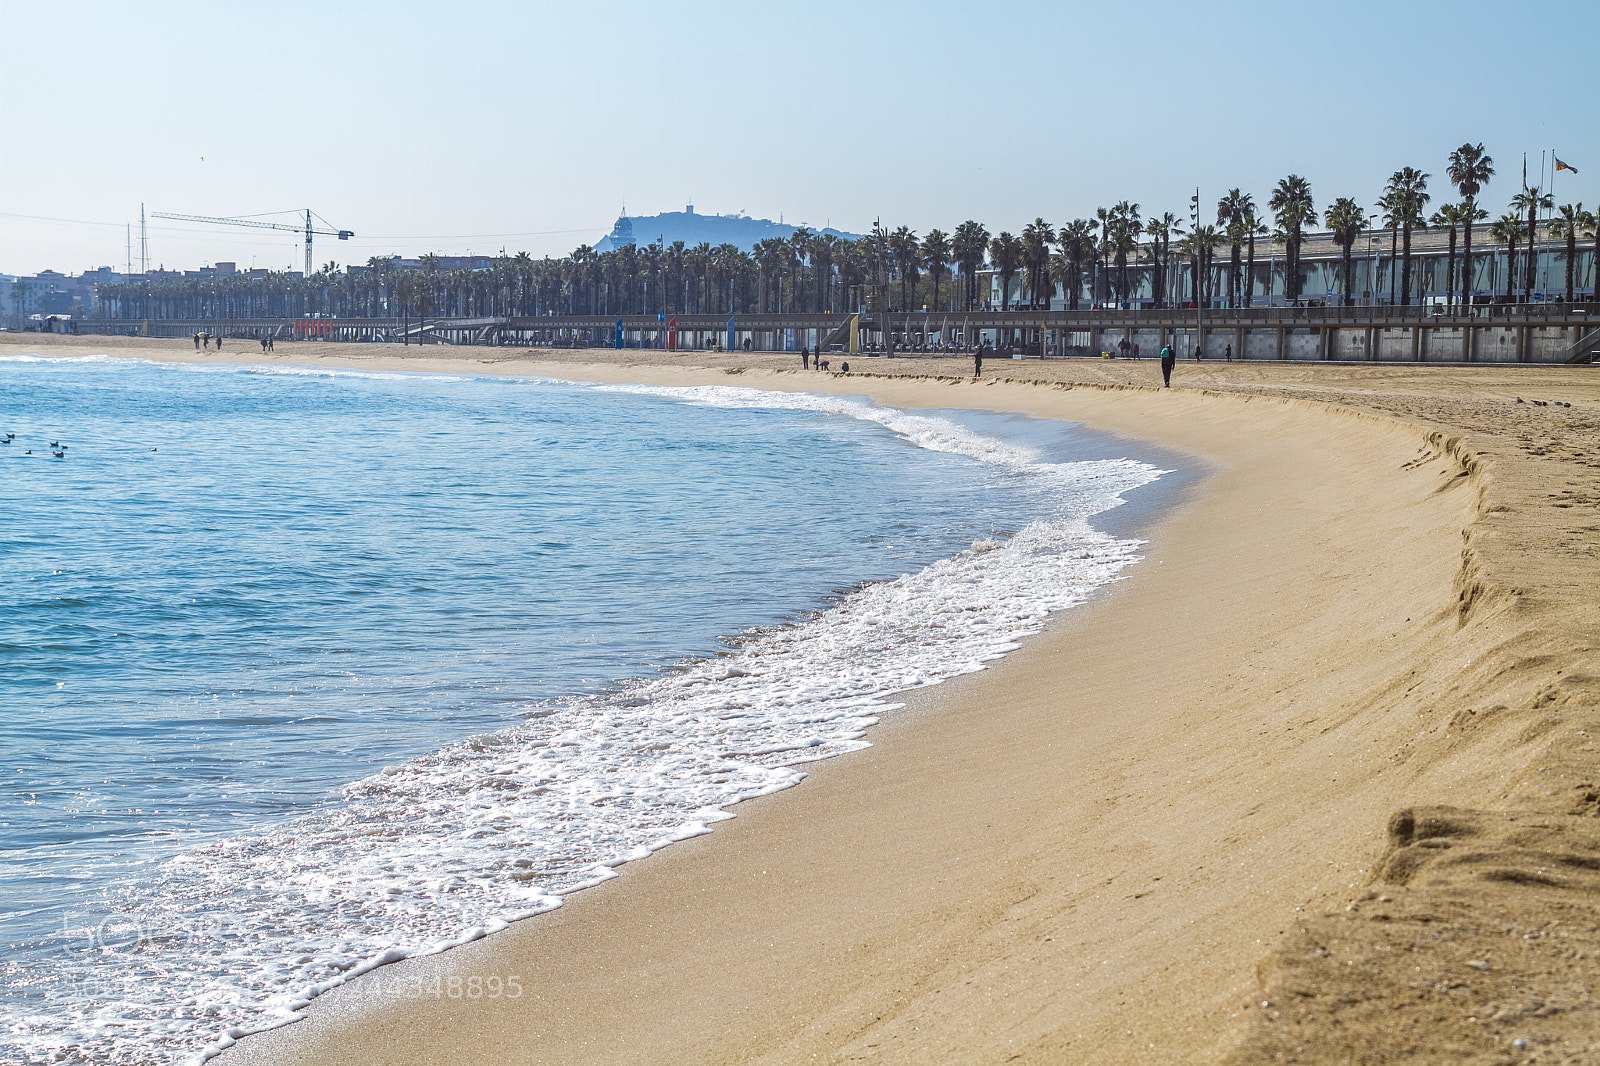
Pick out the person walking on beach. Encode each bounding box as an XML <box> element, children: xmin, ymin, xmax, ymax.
<box><xmin>193</xmin><ymin>332</ymin><xmax>201</xmax><ymax>350</ymax></box>
<box><xmin>802</xmin><ymin>347</ymin><xmax>809</xmax><ymax>370</ymax></box>
<box><xmin>1160</xmin><ymin>344</ymin><xmax>1175</xmax><ymax>387</ymax></box>
<box><xmin>974</xmin><ymin>342</ymin><xmax>986</xmax><ymax>377</ymax></box>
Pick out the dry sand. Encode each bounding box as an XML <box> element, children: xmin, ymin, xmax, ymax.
<box><xmin>10</xmin><ymin>335</ymin><xmax>1599</xmax><ymax>1063</ymax></box>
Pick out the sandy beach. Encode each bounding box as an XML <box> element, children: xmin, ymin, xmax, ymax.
<box><xmin>10</xmin><ymin>334</ymin><xmax>1598</xmax><ymax>1063</ymax></box>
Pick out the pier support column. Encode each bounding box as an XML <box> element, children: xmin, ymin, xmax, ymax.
<box><xmin>1275</xmin><ymin>327</ymin><xmax>1285</xmax><ymax>360</ymax></box>
<box><xmin>1412</xmin><ymin>326</ymin><xmax>1422</xmax><ymax>362</ymax></box>
<box><xmin>1464</xmin><ymin>323</ymin><xmax>1475</xmax><ymax>362</ymax></box>
<box><xmin>1365</xmin><ymin>326</ymin><xmax>1376</xmax><ymax>361</ymax></box>
<box><xmin>1236</xmin><ymin>326</ymin><xmax>1244</xmax><ymax>361</ymax></box>
<box><xmin>1516</xmin><ymin>324</ymin><xmax>1528</xmax><ymax>363</ymax></box>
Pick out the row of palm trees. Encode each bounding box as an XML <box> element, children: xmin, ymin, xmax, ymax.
<box><xmin>94</xmin><ymin>143</ymin><xmax>1596</xmax><ymax>322</ymax></box>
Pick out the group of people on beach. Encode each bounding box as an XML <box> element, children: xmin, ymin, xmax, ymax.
<box><xmin>799</xmin><ymin>347</ymin><xmax>847</xmax><ymax>374</ymax></box>
<box><xmin>190</xmin><ymin>330</ymin><xmax>279</xmax><ymax>352</ymax></box>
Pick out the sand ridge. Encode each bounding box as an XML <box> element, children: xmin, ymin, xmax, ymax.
<box><xmin>8</xmin><ymin>335</ymin><xmax>1597</xmax><ymax>1063</ymax></box>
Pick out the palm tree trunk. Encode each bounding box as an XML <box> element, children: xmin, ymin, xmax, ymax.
<box><xmin>1523</xmin><ymin>201</ymin><xmax>1536</xmax><ymax>300</ymax></box>
<box><xmin>1289</xmin><ymin>229</ymin><xmax>1302</xmax><ymax>302</ymax></box>
<box><xmin>1567</xmin><ymin>232</ymin><xmax>1577</xmax><ymax>302</ymax></box>
<box><xmin>1446</xmin><ymin>227</ymin><xmax>1457</xmax><ymax>308</ymax></box>
<box><xmin>1401</xmin><ymin>224</ymin><xmax>1413</xmax><ymax>306</ymax></box>
<box><xmin>1462</xmin><ymin>207</ymin><xmax>1475</xmax><ymax>310</ymax></box>
<box><xmin>1244</xmin><ymin>232</ymin><xmax>1255</xmax><ymax>307</ymax></box>
<box><xmin>1343</xmin><ymin>245</ymin><xmax>1354</xmax><ymax>306</ymax></box>
<box><xmin>1593</xmin><ymin>229</ymin><xmax>1600</xmax><ymax>301</ymax></box>
<box><xmin>1387</xmin><ymin>226</ymin><xmax>1398</xmax><ymax>304</ymax></box>
<box><xmin>1525</xmin><ymin>204</ymin><xmax>1537</xmax><ymax>303</ymax></box>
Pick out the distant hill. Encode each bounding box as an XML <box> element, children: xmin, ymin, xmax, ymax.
<box><xmin>593</xmin><ymin>207</ymin><xmax>862</xmax><ymax>253</ymax></box>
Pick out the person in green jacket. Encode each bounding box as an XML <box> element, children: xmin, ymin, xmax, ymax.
<box><xmin>1159</xmin><ymin>344</ymin><xmax>1175</xmax><ymax>387</ymax></box>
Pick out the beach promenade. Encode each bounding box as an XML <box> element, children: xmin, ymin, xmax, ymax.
<box><xmin>10</xmin><ymin>335</ymin><xmax>1597</xmax><ymax>1062</ymax></box>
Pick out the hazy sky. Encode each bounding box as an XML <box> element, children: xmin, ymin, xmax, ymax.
<box><xmin>2</xmin><ymin>0</ymin><xmax>1595</xmax><ymax>276</ymax></box>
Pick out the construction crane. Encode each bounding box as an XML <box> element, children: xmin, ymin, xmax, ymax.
<box><xmin>150</xmin><ymin>209</ymin><xmax>354</xmax><ymax>277</ymax></box>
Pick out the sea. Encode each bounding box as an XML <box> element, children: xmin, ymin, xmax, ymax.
<box><xmin>0</xmin><ymin>352</ymin><xmax>1168</xmax><ymax>1064</ymax></box>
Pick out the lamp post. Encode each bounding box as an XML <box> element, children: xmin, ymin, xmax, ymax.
<box><xmin>1190</xmin><ymin>188</ymin><xmax>1202</xmax><ymax>358</ymax></box>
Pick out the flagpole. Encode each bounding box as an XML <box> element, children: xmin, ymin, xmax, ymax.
<box><xmin>1542</xmin><ymin>149</ymin><xmax>1551</xmax><ymax>298</ymax></box>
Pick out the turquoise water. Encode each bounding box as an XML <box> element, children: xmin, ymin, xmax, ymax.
<box><xmin>0</xmin><ymin>354</ymin><xmax>1162</xmax><ymax>1063</ymax></box>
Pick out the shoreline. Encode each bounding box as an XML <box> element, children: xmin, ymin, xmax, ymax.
<box><xmin>9</xmin><ymin>335</ymin><xmax>1599</xmax><ymax>1062</ymax></box>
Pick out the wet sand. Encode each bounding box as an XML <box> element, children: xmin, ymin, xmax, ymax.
<box><xmin>11</xmin><ymin>335</ymin><xmax>1599</xmax><ymax>1062</ymax></box>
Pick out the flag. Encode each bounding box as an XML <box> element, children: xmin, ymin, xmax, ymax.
<box><xmin>1556</xmin><ymin>157</ymin><xmax>1579</xmax><ymax>174</ymax></box>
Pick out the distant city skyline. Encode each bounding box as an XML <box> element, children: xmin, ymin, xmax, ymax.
<box><xmin>1</xmin><ymin>0</ymin><xmax>1595</xmax><ymax>276</ymax></box>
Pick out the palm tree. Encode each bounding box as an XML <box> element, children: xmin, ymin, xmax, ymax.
<box><xmin>1549</xmin><ymin>203</ymin><xmax>1595</xmax><ymax>303</ymax></box>
<box><xmin>1179</xmin><ymin>224</ymin><xmax>1223</xmax><ymax>308</ymax></box>
<box><xmin>1325</xmin><ymin>197</ymin><xmax>1366</xmax><ymax>306</ymax></box>
<box><xmin>752</xmin><ymin>237</ymin><xmax>786</xmax><ymax>312</ymax></box>
<box><xmin>1376</xmin><ymin>188</ymin><xmax>1403</xmax><ymax>304</ymax></box>
<box><xmin>686</xmin><ymin>243</ymin><xmax>712</xmax><ymax>313</ymax></box>
<box><xmin>1383</xmin><ymin>168</ymin><xmax>1430</xmax><ymax>305</ymax></box>
<box><xmin>1216</xmin><ymin>190</ymin><xmax>1253</xmax><ymax>307</ymax></box>
<box><xmin>951</xmin><ymin>221</ymin><xmax>990</xmax><ymax>311</ymax></box>
<box><xmin>1447</xmin><ymin>143</ymin><xmax>1494</xmax><ymax>309</ymax></box>
<box><xmin>1108</xmin><ymin>203</ymin><xmax>1141</xmax><ymax>307</ymax></box>
<box><xmin>1142</xmin><ymin>213</ymin><xmax>1178</xmax><ymax>309</ymax></box>
<box><xmin>1429</xmin><ymin>203</ymin><xmax>1466</xmax><ymax>309</ymax></box>
<box><xmin>1510</xmin><ymin>186</ymin><xmax>1554</xmax><ymax>302</ymax></box>
<box><xmin>1268</xmin><ymin>176</ymin><xmax>1314</xmax><ymax>302</ymax></box>
<box><xmin>787</xmin><ymin>227</ymin><xmax>813</xmax><ymax>312</ymax></box>
<box><xmin>1489</xmin><ymin>212</ymin><xmax>1526</xmax><ymax>301</ymax></box>
<box><xmin>636</xmin><ymin>243</ymin><xmax>661</xmax><ymax>314</ymax></box>
<box><xmin>988</xmin><ymin>232</ymin><xmax>1022</xmax><ymax>311</ymax></box>
<box><xmin>1055</xmin><ymin>220</ymin><xmax>1096</xmax><ymax>310</ymax></box>
<box><xmin>808</xmin><ymin>233</ymin><xmax>837</xmax><ymax>312</ymax></box>
<box><xmin>1020</xmin><ymin>218</ymin><xmax>1055</xmax><ymax>309</ymax></box>
<box><xmin>832</xmin><ymin>239</ymin><xmax>865</xmax><ymax>312</ymax></box>
<box><xmin>665</xmin><ymin>241</ymin><xmax>686</xmax><ymax>312</ymax></box>
<box><xmin>921</xmin><ymin>229</ymin><xmax>952</xmax><ymax>311</ymax></box>
<box><xmin>887</xmin><ymin>226</ymin><xmax>919</xmax><ymax>310</ymax></box>
<box><xmin>1242</xmin><ymin>209</ymin><xmax>1267</xmax><ymax>307</ymax></box>
<box><xmin>865</xmin><ymin>221</ymin><xmax>893</xmax><ymax>311</ymax></box>
<box><xmin>1093</xmin><ymin>206</ymin><xmax>1112</xmax><ymax>305</ymax></box>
